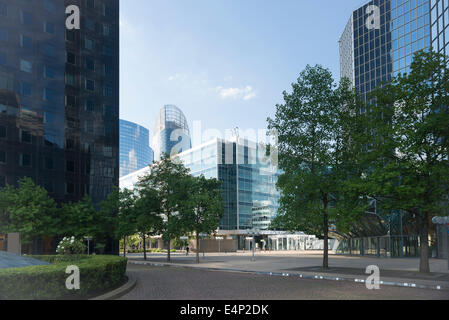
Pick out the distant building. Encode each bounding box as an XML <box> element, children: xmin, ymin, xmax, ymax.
<box><xmin>121</xmin><ymin>137</ymin><xmax>281</xmax><ymax>249</ymax></box>
<box><xmin>152</xmin><ymin>105</ymin><xmax>191</xmax><ymax>161</ymax></box>
<box><xmin>120</xmin><ymin>119</ymin><xmax>154</xmax><ymax>177</ymax></box>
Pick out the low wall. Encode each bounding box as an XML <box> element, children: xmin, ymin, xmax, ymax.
<box><xmin>190</xmin><ymin>239</ymin><xmax>237</xmax><ymax>253</ymax></box>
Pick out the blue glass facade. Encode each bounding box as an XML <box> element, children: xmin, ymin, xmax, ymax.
<box><xmin>431</xmin><ymin>0</ymin><xmax>449</xmax><ymax>55</ymax></box>
<box><xmin>119</xmin><ymin>119</ymin><xmax>153</xmax><ymax>177</ymax></box>
<box><xmin>340</xmin><ymin>0</ymin><xmax>432</xmax><ymax>102</ymax></box>
<box><xmin>153</xmin><ymin>105</ymin><xmax>192</xmax><ymax>161</ymax></box>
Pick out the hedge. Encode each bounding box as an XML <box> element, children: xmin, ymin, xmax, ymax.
<box><xmin>0</xmin><ymin>255</ymin><xmax>127</xmax><ymax>300</ymax></box>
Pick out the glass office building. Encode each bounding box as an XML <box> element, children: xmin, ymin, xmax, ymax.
<box><xmin>0</xmin><ymin>0</ymin><xmax>119</xmax><ymax>253</ymax></box>
<box><xmin>120</xmin><ymin>137</ymin><xmax>281</xmax><ymax>236</ymax></box>
<box><xmin>338</xmin><ymin>0</ymin><xmax>433</xmax><ymax>257</ymax></box>
<box><xmin>431</xmin><ymin>0</ymin><xmax>449</xmax><ymax>55</ymax></box>
<box><xmin>152</xmin><ymin>105</ymin><xmax>192</xmax><ymax>161</ymax></box>
<box><xmin>340</xmin><ymin>0</ymin><xmax>431</xmax><ymax>102</ymax></box>
<box><xmin>119</xmin><ymin>119</ymin><xmax>153</xmax><ymax>177</ymax></box>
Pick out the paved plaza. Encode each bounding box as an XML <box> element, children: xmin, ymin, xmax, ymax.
<box><xmin>124</xmin><ymin>251</ymin><xmax>449</xmax><ymax>291</ymax></box>
<box><xmin>120</xmin><ymin>263</ymin><xmax>449</xmax><ymax>300</ymax></box>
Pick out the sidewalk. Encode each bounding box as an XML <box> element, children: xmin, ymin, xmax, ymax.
<box><xmin>125</xmin><ymin>251</ymin><xmax>449</xmax><ymax>291</ymax></box>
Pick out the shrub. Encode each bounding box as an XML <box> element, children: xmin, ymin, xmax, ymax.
<box><xmin>56</xmin><ymin>237</ymin><xmax>87</xmax><ymax>255</ymax></box>
<box><xmin>0</xmin><ymin>255</ymin><xmax>127</xmax><ymax>300</ymax></box>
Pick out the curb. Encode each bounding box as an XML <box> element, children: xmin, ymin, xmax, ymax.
<box><xmin>90</xmin><ymin>272</ymin><xmax>137</xmax><ymax>300</ymax></box>
<box><xmin>128</xmin><ymin>260</ymin><xmax>449</xmax><ymax>292</ymax></box>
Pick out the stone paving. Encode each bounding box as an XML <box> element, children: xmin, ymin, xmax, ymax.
<box><xmin>120</xmin><ymin>263</ymin><xmax>449</xmax><ymax>300</ymax></box>
<box><xmin>125</xmin><ymin>251</ymin><xmax>449</xmax><ymax>290</ymax></box>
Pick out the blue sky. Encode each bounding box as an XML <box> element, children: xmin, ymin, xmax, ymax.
<box><xmin>120</xmin><ymin>0</ymin><xmax>366</xmax><ymax>147</ymax></box>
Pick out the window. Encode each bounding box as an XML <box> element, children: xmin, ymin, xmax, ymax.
<box><xmin>66</xmin><ymin>182</ymin><xmax>75</xmax><ymax>194</ymax></box>
<box><xmin>86</xmin><ymin>0</ymin><xmax>95</xmax><ymax>9</ymax></box>
<box><xmin>21</xmin><ymin>11</ymin><xmax>33</xmax><ymax>25</ymax></box>
<box><xmin>104</xmin><ymin>84</ymin><xmax>112</xmax><ymax>97</ymax></box>
<box><xmin>66</xmin><ymin>138</ymin><xmax>75</xmax><ymax>149</ymax></box>
<box><xmin>103</xmin><ymin>24</ymin><xmax>110</xmax><ymax>36</ymax></box>
<box><xmin>21</xmin><ymin>130</ymin><xmax>32</xmax><ymax>143</ymax></box>
<box><xmin>44</xmin><ymin>21</ymin><xmax>54</xmax><ymax>34</ymax></box>
<box><xmin>86</xmin><ymin>57</ymin><xmax>95</xmax><ymax>71</ymax></box>
<box><xmin>44</xmin><ymin>65</ymin><xmax>54</xmax><ymax>79</ymax></box>
<box><xmin>0</xmin><ymin>3</ymin><xmax>6</xmax><ymax>16</ymax></box>
<box><xmin>42</xmin><ymin>44</ymin><xmax>55</xmax><ymax>57</ymax></box>
<box><xmin>43</xmin><ymin>88</ymin><xmax>54</xmax><ymax>101</ymax></box>
<box><xmin>104</xmin><ymin>63</ymin><xmax>112</xmax><ymax>76</ymax></box>
<box><xmin>0</xmin><ymin>126</ymin><xmax>5</xmax><ymax>138</ymax></box>
<box><xmin>67</xmin><ymin>52</ymin><xmax>76</xmax><ymax>64</ymax></box>
<box><xmin>86</xmin><ymin>18</ymin><xmax>95</xmax><ymax>31</ymax></box>
<box><xmin>19</xmin><ymin>154</ymin><xmax>32</xmax><ymax>167</ymax></box>
<box><xmin>103</xmin><ymin>45</ymin><xmax>113</xmax><ymax>56</ymax></box>
<box><xmin>20</xmin><ymin>35</ymin><xmax>32</xmax><ymax>48</ymax></box>
<box><xmin>65</xmin><ymin>73</ymin><xmax>75</xmax><ymax>86</ymax></box>
<box><xmin>21</xmin><ymin>82</ymin><xmax>32</xmax><ymax>96</ymax></box>
<box><xmin>44</xmin><ymin>0</ymin><xmax>54</xmax><ymax>12</ymax></box>
<box><xmin>44</xmin><ymin>157</ymin><xmax>53</xmax><ymax>170</ymax></box>
<box><xmin>0</xmin><ymin>151</ymin><xmax>5</xmax><ymax>164</ymax></box>
<box><xmin>66</xmin><ymin>30</ymin><xmax>75</xmax><ymax>41</ymax></box>
<box><xmin>0</xmin><ymin>52</ymin><xmax>5</xmax><ymax>65</ymax></box>
<box><xmin>44</xmin><ymin>134</ymin><xmax>56</xmax><ymax>147</ymax></box>
<box><xmin>66</xmin><ymin>160</ymin><xmax>75</xmax><ymax>173</ymax></box>
<box><xmin>0</xmin><ymin>27</ymin><xmax>7</xmax><ymax>41</ymax></box>
<box><xmin>85</xmin><ymin>79</ymin><xmax>95</xmax><ymax>91</ymax></box>
<box><xmin>20</xmin><ymin>59</ymin><xmax>32</xmax><ymax>73</ymax></box>
<box><xmin>44</xmin><ymin>112</ymin><xmax>54</xmax><ymax>124</ymax></box>
<box><xmin>85</xmin><ymin>100</ymin><xmax>95</xmax><ymax>111</ymax></box>
<box><xmin>66</xmin><ymin>95</ymin><xmax>76</xmax><ymax>107</ymax></box>
<box><xmin>85</xmin><ymin>38</ymin><xmax>93</xmax><ymax>50</ymax></box>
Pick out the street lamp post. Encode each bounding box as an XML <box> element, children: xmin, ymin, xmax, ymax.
<box><xmin>84</xmin><ymin>236</ymin><xmax>93</xmax><ymax>255</ymax></box>
<box><xmin>248</xmin><ymin>229</ymin><xmax>260</xmax><ymax>261</ymax></box>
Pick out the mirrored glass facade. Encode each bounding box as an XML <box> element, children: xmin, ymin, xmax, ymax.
<box><xmin>119</xmin><ymin>119</ymin><xmax>153</xmax><ymax>177</ymax></box>
<box><xmin>153</xmin><ymin>105</ymin><xmax>192</xmax><ymax>161</ymax></box>
<box><xmin>0</xmin><ymin>1</ymin><xmax>119</xmax><ymax>204</ymax></box>
<box><xmin>340</xmin><ymin>0</ymin><xmax>432</xmax><ymax>103</ymax></box>
<box><xmin>431</xmin><ymin>0</ymin><xmax>449</xmax><ymax>55</ymax></box>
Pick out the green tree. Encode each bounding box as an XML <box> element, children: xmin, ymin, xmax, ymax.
<box><xmin>138</xmin><ymin>157</ymin><xmax>191</xmax><ymax>262</ymax></box>
<box><xmin>183</xmin><ymin>175</ymin><xmax>224</xmax><ymax>263</ymax></box>
<box><xmin>61</xmin><ymin>196</ymin><xmax>110</xmax><ymax>241</ymax></box>
<box><xmin>134</xmin><ymin>186</ymin><xmax>163</xmax><ymax>260</ymax></box>
<box><xmin>0</xmin><ymin>177</ymin><xmax>59</xmax><ymax>246</ymax></box>
<box><xmin>100</xmin><ymin>188</ymin><xmax>136</xmax><ymax>257</ymax></box>
<box><xmin>361</xmin><ymin>50</ymin><xmax>449</xmax><ymax>273</ymax></box>
<box><xmin>268</xmin><ymin>65</ymin><xmax>363</xmax><ymax>269</ymax></box>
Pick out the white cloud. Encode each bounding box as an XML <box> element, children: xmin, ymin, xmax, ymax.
<box><xmin>216</xmin><ymin>85</ymin><xmax>257</xmax><ymax>101</ymax></box>
<box><xmin>168</xmin><ymin>73</ymin><xmax>187</xmax><ymax>81</ymax></box>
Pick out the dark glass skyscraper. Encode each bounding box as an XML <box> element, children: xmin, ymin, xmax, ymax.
<box><xmin>119</xmin><ymin>119</ymin><xmax>153</xmax><ymax>177</ymax></box>
<box><xmin>0</xmin><ymin>0</ymin><xmax>119</xmax><ymax>252</ymax></box>
<box><xmin>340</xmin><ymin>0</ymin><xmax>431</xmax><ymax>103</ymax></box>
<box><xmin>153</xmin><ymin>105</ymin><xmax>192</xmax><ymax>161</ymax></box>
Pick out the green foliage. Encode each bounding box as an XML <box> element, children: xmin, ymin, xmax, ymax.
<box><xmin>0</xmin><ymin>177</ymin><xmax>59</xmax><ymax>244</ymax></box>
<box><xmin>60</xmin><ymin>196</ymin><xmax>111</xmax><ymax>241</ymax></box>
<box><xmin>137</xmin><ymin>157</ymin><xmax>191</xmax><ymax>260</ymax></box>
<box><xmin>355</xmin><ymin>49</ymin><xmax>449</xmax><ymax>272</ymax></box>
<box><xmin>0</xmin><ymin>255</ymin><xmax>127</xmax><ymax>300</ymax></box>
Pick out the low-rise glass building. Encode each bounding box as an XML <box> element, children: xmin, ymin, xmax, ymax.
<box><xmin>120</xmin><ymin>137</ymin><xmax>281</xmax><ymax>247</ymax></box>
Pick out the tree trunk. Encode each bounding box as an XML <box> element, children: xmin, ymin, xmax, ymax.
<box><xmin>143</xmin><ymin>234</ymin><xmax>147</xmax><ymax>261</ymax></box>
<box><xmin>323</xmin><ymin>199</ymin><xmax>329</xmax><ymax>270</ymax></box>
<box><xmin>196</xmin><ymin>234</ymin><xmax>200</xmax><ymax>264</ymax></box>
<box><xmin>123</xmin><ymin>236</ymin><xmax>127</xmax><ymax>258</ymax></box>
<box><xmin>167</xmin><ymin>238</ymin><xmax>171</xmax><ymax>262</ymax></box>
<box><xmin>419</xmin><ymin>214</ymin><xmax>430</xmax><ymax>273</ymax></box>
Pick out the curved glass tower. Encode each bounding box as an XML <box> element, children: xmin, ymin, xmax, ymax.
<box><xmin>119</xmin><ymin>119</ymin><xmax>154</xmax><ymax>177</ymax></box>
<box><xmin>153</xmin><ymin>105</ymin><xmax>191</xmax><ymax>160</ymax></box>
